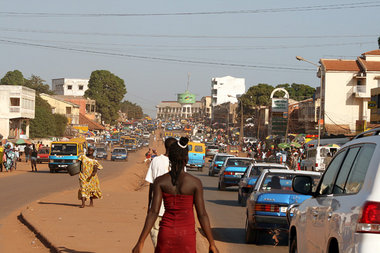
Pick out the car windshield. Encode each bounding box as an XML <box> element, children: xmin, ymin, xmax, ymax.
<box><xmin>248</xmin><ymin>166</ymin><xmax>285</xmax><ymax>177</ymax></box>
<box><xmin>113</xmin><ymin>149</ymin><xmax>126</xmax><ymax>154</ymax></box>
<box><xmin>125</xmin><ymin>139</ymin><xmax>135</xmax><ymax>144</ymax></box>
<box><xmin>226</xmin><ymin>159</ymin><xmax>252</xmax><ymax>167</ymax></box>
<box><xmin>38</xmin><ymin>149</ymin><xmax>49</xmax><ymax>154</ymax></box>
<box><xmin>97</xmin><ymin>148</ymin><xmax>106</xmax><ymax>152</ymax></box>
<box><xmin>260</xmin><ymin>173</ymin><xmax>320</xmax><ymax>192</ymax></box>
<box><xmin>207</xmin><ymin>145</ymin><xmax>218</xmax><ymax>150</ymax></box>
<box><xmin>50</xmin><ymin>143</ymin><xmax>77</xmax><ymax>155</ymax></box>
<box><xmin>194</xmin><ymin>145</ymin><xmax>203</xmax><ymax>152</ymax></box>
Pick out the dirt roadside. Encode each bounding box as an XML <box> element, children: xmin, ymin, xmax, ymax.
<box><xmin>0</xmin><ymin>136</ymin><xmax>219</xmax><ymax>253</ymax></box>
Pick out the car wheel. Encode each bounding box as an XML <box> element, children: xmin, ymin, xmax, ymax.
<box><xmin>290</xmin><ymin>235</ymin><xmax>297</xmax><ymax>253</ymax></box>
<box><xmin>245</xmin><ymin>217</ymin><xmax>257</xmax><ymax>244</ymax></box>
<box><xmin>49</xmin><ymin>168</ymin><xmax>54</xmax><ymax>173</ymax></box>
<box><xmin>219</xmin><ymin>181</ymin><xmax>226</xmax><ymax>191</ymax></box>
<box><xmin>241</xmin><ymin>196</ymin><xmax>247</xmax><ymax>207</ymax></box>
<box><xmin>238</xmin><ymin>193</ymin><xmax>242</xmax><ymax>204</ymax></box>
<box><xmin>208</xmin><ymin>170</ymin><xmax>212</xmax><ymax>176</ymax></box>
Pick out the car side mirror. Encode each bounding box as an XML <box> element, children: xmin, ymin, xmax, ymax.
<box><xmin>292</xmin><ymin>176</ymin><xmax>314</xmax><ymax>195</ymax></box>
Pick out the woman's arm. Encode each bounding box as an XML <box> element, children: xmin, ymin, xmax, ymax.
<box><xmin>194</xmin><ymin>179</ymin><xmax>219</xmax><ymax>253</ymax></box>
<box><xmin>132</xmin><ymin>180</ymin><xmax>163</xmax><ymax>253</ymax></box>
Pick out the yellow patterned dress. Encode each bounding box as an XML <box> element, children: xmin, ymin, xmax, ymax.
<box><xmin>78</xmin><ymin>155</ymin><xmax>103</xmax><ymax>200</ymax></box>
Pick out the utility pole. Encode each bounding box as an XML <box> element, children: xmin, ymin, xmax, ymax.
<box><xmin>240</xmin><ymin>98</ymin><xmax>244</xmax><ymax>145</ymax></box>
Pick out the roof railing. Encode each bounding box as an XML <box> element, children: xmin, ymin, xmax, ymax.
<box><xmin>353</xmin><ymin>127</ymin><xmax>380</xmax><ymax>139</ymax></box>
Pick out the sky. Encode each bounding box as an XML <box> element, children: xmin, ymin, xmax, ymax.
<box><xmin>0</xmin><ymin>0</ymin><xmax>379</xmax><ymax>117</ymax></box>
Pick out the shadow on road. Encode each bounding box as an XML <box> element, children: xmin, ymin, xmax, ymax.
<box><xmin>204</xmin><ymin>227</ymin><xmax>246</xmax><ymax>244</ymax></box>
<box><xmin>38</xmin><ymin>201</ymin><xmax>81</xmax><ymax>207</ymax></box>
<box><xmin>203</xmin><ymin>186</ymin><xmax>219</xmax><ymax>192</ymax></box>
<box><xmin>207</xmin><ymin>199</ymin><xmax>240</xmax><ymax>207</ymax></box>
<box><xmin>57</xmin><ymin>247</ymin><xmax>95</xmax><ymax>253</ymax></box>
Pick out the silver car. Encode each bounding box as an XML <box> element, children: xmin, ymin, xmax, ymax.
<box><xmin>206</xmin><ymin>144</ymin><xmax>219</xmax><ymax>157</ymax></box>
<box><xmin>288</xmin><ymin>128</ymin><xmax>380</xmax><ymax>253</ymax></box>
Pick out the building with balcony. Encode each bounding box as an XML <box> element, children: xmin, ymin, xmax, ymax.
<box><xmin>0</xmin><ymin>85</ymin><xmax>35</xmax><ymax>139</ymax></box>
<box><xmin>40</xmin><ymin>93</ymin><xmax>80</xmax><ymax>125</ymax></box>
<box><xmin>52</xmin><ymin>78</ymin><xmax>89</xmax><ymax>96</ymax></box>
<box><xmin>319</xmin><ymin>49</ymin><xmax>380</xmax><ymax>134</ymax></box>
<box><xmin>200</xmin><ymin>96</ymin><xmax>212</xmax><ymax>122</ymax></box>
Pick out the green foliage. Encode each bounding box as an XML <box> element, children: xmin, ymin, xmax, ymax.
<box><xmin>24</xmin><ymin>75</ymin><xmax>54</xmax><ymax>95</ymax></box>
<box><xmin>120</xmin><ymin>100</ymin><xmax>143</xmax><ymax>119</ymax></box>
<box><xmin>276</xmin><ymin>83</ymin><xmax>316</xmax><ymax>101</ymax></box>
<box><xmin>30</xmin><ymin>95</ymin><xmax>68</xmax><ymax>138</ymax></box>
<box><xmin>0</xmin><ymin>70</ymin><xmax>24</xmax><ymax>86</ymax></box>
<box><xmin>244</xmin><ymin>83</ymin><xmax>274</xmax><ymax>107</ymax></box>
<box><xmin>85</xmin><ymin>70</ymin><xmax>127</xmax><ymax>124</ymax></box>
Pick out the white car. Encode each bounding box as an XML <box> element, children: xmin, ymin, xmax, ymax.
<box><xmin>288</xmin><ymin>128</ymin><xmax>380</xmax><ymax>253</ymax></box>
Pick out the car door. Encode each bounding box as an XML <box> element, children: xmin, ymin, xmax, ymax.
<box><xmin>303</xmin><ymin>149</ymin><xmax>347</xmax><ymax>252</ymax></box>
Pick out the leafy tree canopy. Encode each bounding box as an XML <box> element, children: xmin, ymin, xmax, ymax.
<box><xmin>276</xmin><ymin>83</ymin><xmax>316</xmax><ymax>101</ymax></box>
<box><xmin>0</xmin><ymin>70</ymin><xmax>24</xmax><ymax>86</ymax></box>
<box><xmin>120</xmin><ymin>100</ymin><xmax>143</xmax><ymax>119</ymax></box>
<box><xmin>85</xmin><ymin>70</ymin><xmax>127</xmax><ymax>124</ymax></box>
<box><xmin>24</xmin><ymin>75</ymin><xmax>54</xmax><ymax>95</ymax></box>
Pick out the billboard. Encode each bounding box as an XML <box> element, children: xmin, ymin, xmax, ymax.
<box><xmin>272</xmin><ymin>98</ymin><xmax>288</xmax><ymax>112</ymax></box>
<box><xmin>177</xmin><ymin>91</ymin><xmax>196</xmax><ymax>104</ymax></box>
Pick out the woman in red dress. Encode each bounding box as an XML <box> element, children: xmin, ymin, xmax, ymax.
<box><xmin>133</xmin><ymin>137</ymin><xmax>219</xmax><ymax>253</ymax></box>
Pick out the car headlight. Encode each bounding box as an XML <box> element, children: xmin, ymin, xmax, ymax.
<box><xmin>72</xmin><ymin>160</ymin><xmax>77</xmax><ymax>163</ymax></box>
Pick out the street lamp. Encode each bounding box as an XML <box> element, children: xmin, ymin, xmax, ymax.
<box><xmin>296</xmin><ymin>56</ymin><xmax>323</xmax><ymax>147</ymax></box>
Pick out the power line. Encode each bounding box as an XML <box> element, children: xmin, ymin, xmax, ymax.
<box><xmin>1</xmin><ymin>1</ymin><xmax>379</xmax><ymax>17</ymax></box>
<box><xmin>0</xmin><ymin>27</ymin><xmax>377</xmax><ymax>40</ymax></box>
<box><xmin>0</xmin><ymin>38</ymin><xmax>315</xmax><ymax>72</ymax></box>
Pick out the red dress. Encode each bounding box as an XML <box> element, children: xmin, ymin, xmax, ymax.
<box><xmin>155</xmin><ymin>192</ymin><xmax>196</xmax><ymax>253</ymax></box>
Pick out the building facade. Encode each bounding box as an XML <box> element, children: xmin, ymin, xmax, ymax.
<box><xmin>40</xmin><ymin>93</ymin><xmax>80</xmax><ymax>125</ymax></box>
<box><xmin>52</xmin><ymin>78</ymin><xmax>89</xmax><ymax>96</ymax></box>
<box><xmin>211</xmin><ymin>76</ymin><xmax>245</xmax><ymax>121</ymax></box>
<box><xmin>53</xmin><ymin>95</ymin><xmax>100</xmax><ymax>123</ymax></box>
<box><xmin>0</xmin><ymin>85</ymin><xmax>35</xmax><ymax>139</ymax></box>
<box><xmin>320</xmin><ymin>49</ymin><xmax>380</xmax><ymax>134</ymax></box>
<box><xmin>200</xmin><ymin>96</ymin><xmax>212</xmax><ymax>121</ymax></box>
<box><xmin>156</xmin><ymin>101</ymin><xmax>202</xmax><ymax>120</ymax></box>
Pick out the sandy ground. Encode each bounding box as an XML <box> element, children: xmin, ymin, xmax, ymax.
<box><xmin>0</xmin><ymin>135</ymin><xmax>222</xmax><ymax>252</ymax></box>
<box><xmin>0</xmin><ymin>159</ymin><xmax>37</xmax><ymax>178</ymax></box>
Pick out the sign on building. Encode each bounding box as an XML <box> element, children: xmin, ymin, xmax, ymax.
<box><xmin>272</xmin><ymin>98</ymin><xmax>288</xmax><ymax>112</ymax></box>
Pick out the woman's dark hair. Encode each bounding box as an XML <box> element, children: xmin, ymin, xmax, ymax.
<box><xmin>168</xmin><ymin>137</ymin><xmax>189</xmax><ymax>186</ymax></box>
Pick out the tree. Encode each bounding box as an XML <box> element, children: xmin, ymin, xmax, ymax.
<box><xmin>276</xmin><ymin>83</ymin><xmax>316</xmax><ymax>101</ymax></box>
<box><xmin>120</xmin><ymin>100</ymin><xmax>143</xmax><ymax>119</ymax></box>
<box><xmin>0</xmin><ymin>70</ymin><xmax>25</xmax><ymax>86</ymax></box>
<box><xmin>85</xmin><ymin>70</ymin><xmax>127</xmax><ymax>124</ymax></box>
<box><xmin>24</xmin><ymin>75</ymin><xmax>54</xmax><ymax>95</ymax></box>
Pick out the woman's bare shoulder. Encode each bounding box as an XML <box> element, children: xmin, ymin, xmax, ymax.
<box><xmin>183</xmin><ymin>172</ymin><xmax>202</xmax><ymax>186</ymax></box>
<box><xmin>154</xmin><ymin>173</ymin><xmax>171</xmax><ymax>184</ymax></box>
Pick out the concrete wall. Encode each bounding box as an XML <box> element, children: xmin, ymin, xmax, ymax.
<box><xmin>40</xmin><ymin>94</ymin><xmax>80</xmax><ymax>125</ymax></box>
<box><xmin>211</xmin><ymin>76</ymin><xmax>245</xmax><ymax>106</ymax></box>
<box><xmin>52</xmin><ymin>78</ymin><xmax>89</xmax><ymax>96</ymax></box>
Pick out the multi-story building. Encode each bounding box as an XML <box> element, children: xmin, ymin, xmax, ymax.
<box><xmin>211</xmin><ymin>76</ymin><xmax>245</xmax><ymax>121</ymax></box>
<box><xmin>319</xmin><ymin>49</ymin><xmax>380</xmax><ymax>134</ymax></box>
<box><xmin>53</xmin><ymin>95</ymin><xmax>100</xmax><ymax>123</ymax></box>
<box><xmin>52</xmin><ymin>78</ymin><xmax>89</xmax><ymax>96</ymax></box>
<box><xmin>40</xmin><ymin>93</ymin><xmax>80</xmax><ymax>125</ymax></box>
<box><xmin>156</xmin><ymin>101</ymin><xmax>202</xmax><ymax>120</ymax></box>
<box><xmin>200</xmin><ymin>96</ymin><xmax>212</xmax><ymax>121</ymax></box>
<box><xmin>0</xmin><ymin>85</ymin><xmax>35</xmax><ymax>139</ymax></box>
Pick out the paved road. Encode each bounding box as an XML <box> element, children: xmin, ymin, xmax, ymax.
<box><xmin>0</xmin><ymin>159</ymin><xmax>128</xmax><ymax>222</ymax></box>
<box><xmin>190</xmin><ymin>165</ymin><xmax>288</xmax><ymax>253</ymax></box>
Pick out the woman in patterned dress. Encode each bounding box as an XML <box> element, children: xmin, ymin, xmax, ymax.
<box><xmin>78</xmin><ymin>146</ymin><xmax>103</xmax><ymax>208</ymax></box>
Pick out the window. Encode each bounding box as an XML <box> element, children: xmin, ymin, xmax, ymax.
<box><xmin>79</xmin><ymin>85</ymin><xmax>84</xmax><ymax>90</ymax></box>
<box><xmin>345</xmin><ymin>144</ymin><xmax>375</xmax><ymax>194</ymax></box>
<box><xmin>333</xmin><ymin>147</ymin><xmax>360</xmax><ymax>194</ymax></box>
<box><xmin>194</xmin><ymin>145</ymin><xmax>204</xmax><ymax>152</ymax></box>
<box><xmin>67</xmin><ymin>85</ymin><xmax>72</xmax><ymax>90</ymax></box>
<box><xmin>318</xmin><ymin>149</ymin><xmax>347</xmax><ymax>195</ymax></box>
<box><xmin>66</xmin><ymin>107</ymin><xmax>72</xmax><ymax>114</ymax></box>
<box><xmin>10</xmin><ymin>97</ymin><xmax>20</xmax><ymax>106</ymax></box>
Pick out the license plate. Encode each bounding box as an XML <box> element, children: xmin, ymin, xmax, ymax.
<box><xmin>58</xmin><ymin>165</ymin><xmax>67</xmax><ymax>168</ymax></box>
<box><xmin>117</xmin><ymin>156</ymin><xmax>122</xmax><ymax>158</ymax></box>
<box><xmin>280</xmin><ymin>207</ymin><xmax>287</xmax><ymax>213</ymax></box>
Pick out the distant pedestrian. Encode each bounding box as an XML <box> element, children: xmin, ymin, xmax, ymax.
<box><xmin>3</xmin><ymin>143</ymin><xmax>15</xmax><ymax>172</ymax></box>
<box><xmin>24</xmin><ymin>144</ymin><xmax>31</xmax><ymax>162</ymax></box>
<box><xmin>0</xmin><ymin>142</ymin><xmax>4</xmax><ymax>172</ymax></box>
<box><xmin>78</xmin><ymin>146</ymin><xmax>103</xmax><ymax>208</ymax></box>
<box><xmin>31</xmin><ymin>145</ymin><xmax>38</xmax><ymax>172</ymax></box>
<box><xmin>144</xmin><ymin>148</ymin><xmax>152</xmax><ymax>163</ymax></box>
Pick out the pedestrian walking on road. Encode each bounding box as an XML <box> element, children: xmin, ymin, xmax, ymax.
<box><xmin>31</xmin><ymin>145</ymin><xmax>38</xmax><ymax>172</ymax></box>
<box><xmin>3</xmin><ymin>143</ymin><xmax>15</xmax><ymax>172</ymax></box>
<box><xmin>133</xmin><ymin>137</ymin><xmax>219</xmax><ymax>253</ymax></box>
<box><xmin>144</xmin><ymin>148</ymin><xmax>152</xmax><ymax>163</ymax></box>
<box><xmin>0</xmin><ymin>142</ymin><xmax>4</xmax><ymax>172</ymax></box>
<box><xmin>143</xmin><ymin>137</ymin><xmax>176</xmax><ymax>248</ymax></box>
<box><xmin>24</xmin><ymin>144</ymin><xmax>31</xmax><ymax>162</ymax></box>
<box><xmin>78</xmin><ymin>146</ymin><xmax>103</xmax><ymax>208</ymax></box>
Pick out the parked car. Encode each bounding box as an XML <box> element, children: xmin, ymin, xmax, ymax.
<box><xmin>238</xmin><ymin>162</ymin><xmax>289</xmax><ymax>206</ymax></box>
<box><xmin>96</xmin><ymin>147</ymin><xmax>108</xmax><ymax>160</ymax></box>
<box><xmin>111</xmin><ymin>148</ymin><xmax>128</xmax><ymax>161</ymax></box>
<box><xmin>245</xmin><ymin>169</ymin><xmax>321</xmax><ymax>244</ymax></box>
<box><xmin>288</xmin><ymin>128</ymin><xmax>380</xmax><ymax>253</ymax></box>
<box><xmin>208</xmin><ymin>153</ymin><xmax>235</xmax><ymax>176</ymax></box>
<box><xmin>37</xmin><ymin>147</ymin><xmax>50</xmax><ymax>163</ymax></box>
<box><xmin>218</xmin><ymin>157</ymin><xmax>254</xmax><ymax>190</ymax></box>
<box><xmin>206</xmin><ymin>144</ymin><xmax>219</xmax><ymax>157</ymax></box>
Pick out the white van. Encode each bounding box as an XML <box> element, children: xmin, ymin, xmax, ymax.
<box><xmin>301</xmin><ymin>146</ymin><xmax>339</xmax><ymax>171</ymax></box>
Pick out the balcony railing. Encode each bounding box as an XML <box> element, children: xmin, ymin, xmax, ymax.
<box><xmin>10</xmin><ymin>106</ymin><xmax>20</xmax><ymax>113</ymax></box>
<box><xmin>353</xmin><ymin>85</ymin><xmax>369</xmax><ymax>98</ymax></box>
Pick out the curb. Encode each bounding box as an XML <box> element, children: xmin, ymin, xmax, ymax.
<box><xmin>18</xmin><ymin>211</ymin><xmax>59</xmax><ymax>253</ymax></box>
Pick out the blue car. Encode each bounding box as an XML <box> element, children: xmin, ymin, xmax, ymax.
<box><xmin>218</xmin><ymin>157</ymin><xmax>254</xmax><ymax>190</ymax></box>
<box><xmin>245</xmin><ymin>169</ymin><xmax>321</xmax><ymax>244</ymax></box>
<box><xmin>111</xmin><ymin>148</ymin><xmax>128</xmax><ymax>161</ymax></box>
<box><xmin>208</xmin><ymin>153</ymin><xmax>234</xmax><ymax>176</ymax></box>
<box><xmin>238</xmin><ymin>162</ymin><xmax>288</xmax><ymax>206</ymax></box>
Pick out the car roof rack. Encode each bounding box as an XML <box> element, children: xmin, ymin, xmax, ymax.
<box><xmin>353</xmin><ymin>127</ymin><xmax>380</xmax><ymax>139</ymax></box>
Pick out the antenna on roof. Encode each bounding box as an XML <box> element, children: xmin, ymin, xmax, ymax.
<box><xmin>186</xmin><ymin>73</ymin><xmax>190</xmax><ymax>91</ymax></box>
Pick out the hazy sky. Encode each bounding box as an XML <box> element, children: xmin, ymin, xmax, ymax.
<box><xmin>1</xmin><ymin>0</ymin><xmax>379</xmax><ymax>116</ymax></box>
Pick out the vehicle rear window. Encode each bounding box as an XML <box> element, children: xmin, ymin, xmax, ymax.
<box><xmin>194</xmin><ymin>145</ymin><xmax>204</xmax><ymax>152</ymax></box>
<box><xmin>226</xmin><ymin>159</ymin><xmax>252</xmax><ymax>167</ymax></box>
<box><xmin>261</xmin><ymin>173</ymin><xmax>319</xmax><ymax>192</ymax></box>
<box><xmin>97</xmin><ymin>148</ymin><xmax>106</xmax><ymax>152</ymax></box>
<box><xmin>249</xmin><ymin>166</ymin><xmax>285</xmax><ymax>177</ymax></box>
<box><xmin>114</xmin><ymin>149</ymin><xmax>126</xmax><ymax>153</ymax></box>
<box><xmin>207</xmin><ymin>146</ymin><xmax>218</xmax><ymax>149</ymax></box>
<box><xmin>216</xmin><ymin>155</ymin><xmax>231</xmax><ymax>162</ymax></box>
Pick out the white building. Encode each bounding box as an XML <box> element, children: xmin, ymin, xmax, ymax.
<box><xmin>0</xmin><ymin>85</ymin><xmax>35</xmax><ymax>139</ymax></box>
<box><xmin>211</xmin><ymin>76</ymin><xmax>245</xmax><ymax>121</ymax></box>
<box><xmin>52</xmin><ymin>78</ymin><xmax>89</xmax><ymax>96</ymax></box>
<box><xmin>319</xmin><ymin>49</ymin><xmax>380</xmax><ymax>134</ymax></box>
